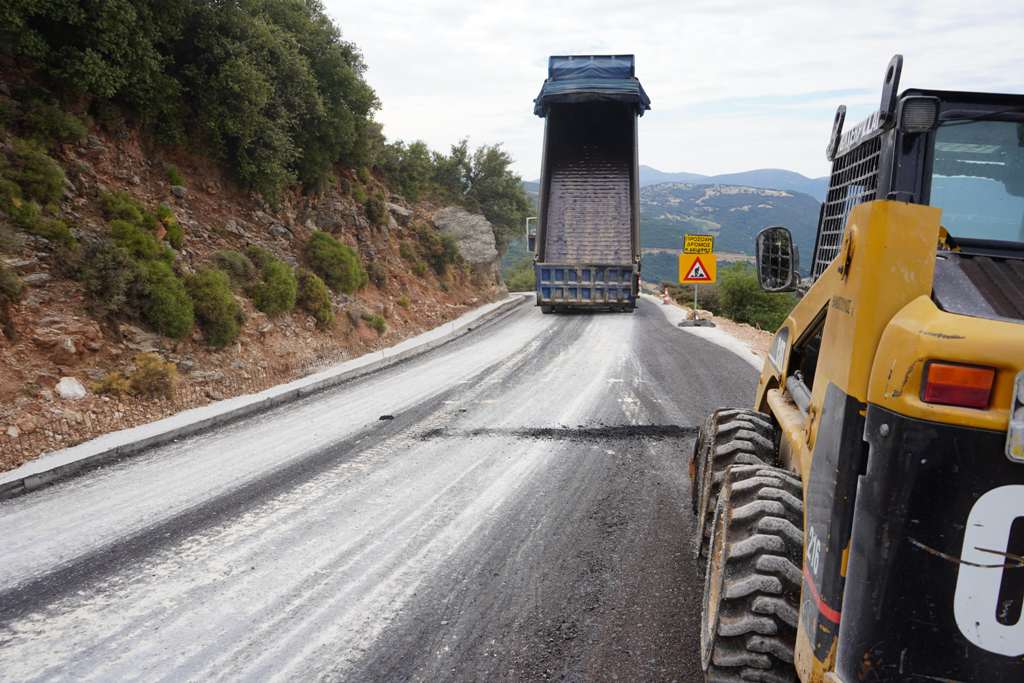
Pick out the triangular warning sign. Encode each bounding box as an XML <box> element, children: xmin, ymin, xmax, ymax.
<box><xmin>685</xmin><ymin>256</ymin><xmax>711</xmax><ymax>281</ymax></box>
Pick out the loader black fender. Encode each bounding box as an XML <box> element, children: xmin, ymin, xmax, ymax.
<box><xmin>701</xmin><ymin>464</ymin><xmax>803</xmax><ymax>683</ymax></box>
<box><xmin>692</xmin><ymin>409</ymin><xmax>776</xmax><ymax>563</ymax></box>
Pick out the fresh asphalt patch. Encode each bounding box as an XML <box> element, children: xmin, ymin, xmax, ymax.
<box><xmin>418</xmin><ymin>424</ymin><xmax>699</xmax><ymax>441</ymax></box>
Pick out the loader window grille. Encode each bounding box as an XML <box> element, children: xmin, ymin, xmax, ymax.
<box><xmin>813</xmin><ymin>137</ymin><xmax>881</xmax><ymax>278</ymax></box>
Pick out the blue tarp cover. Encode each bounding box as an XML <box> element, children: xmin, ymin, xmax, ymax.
<box><xmin>534</xmin><ymin>54</ymin><xmax>651</xmax><ymax>117</ymax></box>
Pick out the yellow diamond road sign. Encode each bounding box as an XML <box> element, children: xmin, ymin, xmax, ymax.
<box><xmin>683</xmin><ymin>234</ymin><xmax>714</xmax><ymax>254</ymax></box>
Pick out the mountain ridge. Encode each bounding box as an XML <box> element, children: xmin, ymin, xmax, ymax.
<box><xmin>526</xmin><ymin>166</ymin><xmax>827</xmax><ymax>202</ymax></box>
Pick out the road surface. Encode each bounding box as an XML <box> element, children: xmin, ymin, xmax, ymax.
<box><xmin>0</xmin><ymin>298</ymin><xmax>758</xmax><ymax>681</ymax></box>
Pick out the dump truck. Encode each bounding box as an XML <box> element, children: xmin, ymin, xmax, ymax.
<box><xmin>530</xmin><ymin>54</ymin><xmax>650</xmax><ymax>313</ymax></box>
<box><xmin>691</xmin><ymin>55</ymin><xmax>1024</xmax><ymax>682</ymax></box>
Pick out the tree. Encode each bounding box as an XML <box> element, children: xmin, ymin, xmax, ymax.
<box><xmin>463</xmin><ymin>144</ymin><xmax>532</xmax><ymax>254</ymax></box>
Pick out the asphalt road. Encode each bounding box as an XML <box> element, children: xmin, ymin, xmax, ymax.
<box><xmin>0</xmin><ymin>298</ymin><xmax>758</xmax><ymax>682</ymax></box>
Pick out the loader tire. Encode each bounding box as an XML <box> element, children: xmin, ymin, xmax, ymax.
<box><xmin>693</xmin><ymin>409</ymin><xmax>776</xmax><ymax>564</ymax></box>
<box><xmin>701</xmin><ymin>464</ymin><xmax>803</xmax><ymax>683</ymax></box>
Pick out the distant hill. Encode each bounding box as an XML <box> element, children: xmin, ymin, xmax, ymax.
<box><xmin>637</xmin><ymin>167</ymin><xmax>708</xmax><ymax>186</ymax></box>
<box><xmin>640</xmin><ymin>166</ymin><xmax>827</xmax><ymax>201</ymax></box>
<box><xmin>639</xmin><ymin>183</ymin><xmax>819</xmax><ymax>284</ymax></box>
<box><xmin>527</xmin><ymin>167</ymin><xmax>827</xmax><ymax>202</ymax></box>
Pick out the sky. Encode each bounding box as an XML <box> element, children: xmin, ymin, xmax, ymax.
<box><xmin>322</xmin><ymin>1</ymin><xmax>1023</xmax><ymax>181</ymax></box>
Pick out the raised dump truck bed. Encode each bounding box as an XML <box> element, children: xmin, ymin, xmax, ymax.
<box><xmin>532</xmin><ymin>55</ymin><xmax>649</xmax><ymax>311</ymax></box>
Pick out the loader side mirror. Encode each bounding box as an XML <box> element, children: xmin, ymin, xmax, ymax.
<box><xmin>526</xmin><ymin>216</ymin><xmax>538</xmax><ymax>253</ymax></box>
<box><xmin>756</xmin><ymin>226</ymin><xmax>800</xmax><ymax>292</ymax></box>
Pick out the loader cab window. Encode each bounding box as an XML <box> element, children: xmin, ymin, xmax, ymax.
<box><xmin>929</xmin><ymin>119</ymin><xmax>1024</xmax><ymax>244</ymax></box>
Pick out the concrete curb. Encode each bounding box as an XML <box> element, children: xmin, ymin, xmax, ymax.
<box><xmin>0</xmin><ymin>294</ymin><xmax>528</xmax><ymax>500</ymax></box>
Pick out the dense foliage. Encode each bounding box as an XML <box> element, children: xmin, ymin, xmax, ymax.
<box><xmin>246</xmin><ymin>247</ymin><xmax>298</xmax><ymax>316</ymax></box>
<box><xmin>187</xmin><ymin>268</ymin><xmax>244</xmax><ymax>347</ymax></box>
<box><xmin>296</xmin><ymin>268</ymin><xmax>333</xmax><ymax>328</ymax></box>
<box><xmin>1</xmin><ymin>0</ymin><xmax>378</xmax><ymax>200</ymax></box>
<box><xmin>304</xmin><ymin>231</ymin><xmax>367</xmax><ymax>293</ymax></box>
<box><xmin>377</xmin><ymin>139</ymin><xmax>531</xmax><ymax>253</ymax></box>
<box><xmin>0</xmin><ymin>261</ymin><xmax>23</xmax><ymax>339</ymax></box>
<box><xmin>503</xmin><ymin>256</ymin><xmax>536</xmax><ymax>292</ymax></box>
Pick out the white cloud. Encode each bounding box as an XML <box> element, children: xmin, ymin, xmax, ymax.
<box><xmin>323</xmin><ymin>0</ymin><xmax>1023</xmax><ymax>180</ymax></box>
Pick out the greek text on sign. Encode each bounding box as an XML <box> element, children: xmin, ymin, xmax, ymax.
<box><xmin>684</xmin><ymin>234</ymin><xmax>714</xmax><ymax>254</ymax></box>
<box><xmin>679</xmin><ymin>253</ymin><xmax>717</xmax><ymax>283</ymax></box>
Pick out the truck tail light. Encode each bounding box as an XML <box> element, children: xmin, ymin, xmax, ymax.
<box><xmin>922</xmin><ymin>362</ymin><xmax>995</xmax><ymax>409</ymax></box>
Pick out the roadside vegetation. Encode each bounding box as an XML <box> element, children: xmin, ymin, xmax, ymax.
<box><xmin>375</xmin><ymin>139</ymin><xmax>531</xmax><ymax>253</ymax></box>
<box><xmin>0</xmin><ymin>0</ymin><xmax>528</xmax><ymax>356</ymax></box>
<box><xmin>664</xmin><ymin>263</ymin><xmax>796</xmax><ymax>330</ymax></box>
<box><xmin>2</xmin><ymin>1</ymin><xmax>378</xmax><ymax>202</ymax></box>
<box><xmin>503</xmin><ymin>256</ymin><xmax>536</xmax><ymax>292</ymax></box>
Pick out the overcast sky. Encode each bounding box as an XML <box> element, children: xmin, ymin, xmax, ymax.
<box><xmin>322</xmin><ymin>1</ymin><xmax>1023</xmax><ymax>181</ymax></box>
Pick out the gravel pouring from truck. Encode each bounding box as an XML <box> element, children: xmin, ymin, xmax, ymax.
<box><xmin>532</xmin><ymin>55</ymin><xmax>650</xmax><ymax>312</ymax></box>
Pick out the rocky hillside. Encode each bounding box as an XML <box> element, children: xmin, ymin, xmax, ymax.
<box><xmin>0</xmin><ymin>113</ymin><xmax>506</xmax><ymax>472</ymax></box>
<box><xmin>639</xmin><ymin>183</ymin><xmax>819</xmax><ymax>284</ymax></box>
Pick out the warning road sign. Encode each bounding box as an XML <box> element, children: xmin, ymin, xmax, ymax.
<box><xmin>679</xmin><ymin>253</ymin><xmax>717</xmax><ymax>283</ymax></box>
<box><xmin>683</xmin><ymin>234</ymin><xmax>714</xmax><ymax>254</ymax></box>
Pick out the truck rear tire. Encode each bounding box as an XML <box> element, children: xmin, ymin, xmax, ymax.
<box><xmin>693</xmin><ymin>409</ymin><xmax>776</xmax><ymax>565</ymax></box>
<box><xmin>701</xmin><ymin>464</ymin><xmax>802</xmax><ymax>683</ymax></box>
<box><xmin>541</xmin><ymin>305</ymin><xmax>554</xmax><ymax>314</ymax></box>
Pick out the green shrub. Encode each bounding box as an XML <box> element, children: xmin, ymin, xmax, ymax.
<box><xmin>5</xmin><ymin>139</ymin><xmax>65</xmax><ymax>204</ymax></box>
<box><xmin>8</xmin><ymin>199</ymin><xmax>76</xmax><ymax>246</ymax></box>
<box><xmin>416</xmin><ymin>227</ymin><xmax>461</xmax><ymax>276</ymax></box>
<box><xmin>717</xmin><ymin>265</ymin><xmax>796</xmax><ymax>330</ymax></box>
<box><xmin>244</xmin><ymin>245</ymin><xmax>275</xmax><ymax>271</ymax></box>
<box><xmin>399</xmin><ymin>240</ymin><xmax>417</xmax><ymax>262</ymax></box>
<box><xmin>304</xmin><ymin>231</ymin><xmax>367</xmax><ymax>293</ymax></box>
<box><xmin>110</xmin><ymin>218</ymin><xmax>169</xmax><ymax>261</ymax></box>
<box><xmin>187</xmin><ymin>268</ymin><xmax>243</xmax><ymax>347</ymax></box>
<box><xmin>412</xmin><ymin>261</ymin><xmax>428</xmax><ymax>277</ymax></box>
<box><xmin>100</xmin><ymin>190</ymin><xmax>145</xmax><ymax>224</ymax></box>
<box><xmin>364</xmin><ymin>195</ymin><xmax>387</xmax><ymax>226</ymax></box>
<box><xmin>503</xmin><ymin>257</ymin><xmax>535</xmax><ymax>292</ymax></box>
<box><xmin>138</xmin><ymin>260</ymin><xmax>194</xmax><ymax>339</ymax></box>
<box><xmin>157</xmin><ymin>204</ymin><xmax>183</xmax><ymax>249</ymax></box>
<box><xmin>91</xmin><ymin>371</ymin><xmax>130</xmax><ymax>396</ymax></box>
<box><xmin>91</xmin><ymin>100</ymin><xmax>127</xmax><ymax>136</ymax></box>
<box><xmin>166</xmin><ymin>165</ymin><xmax>185</xmax><ymax>186</ymax></box>
<box><xmin>297</xmin><ymin>269</ymin><xmax>333</xmax><ymax>328</ymax></box>
<box><xmin>249</xmin><ymin>259</ymin><xmax>297</xmax><ymax>316</ymax></box>
<box><xmin>352</xmin><ymin>184</ymin><xmax>367</xmax><ymax>204</ymax></box>
<box><xmin>361</xmin><ymin>312</ymin><xmax>386</xmax><ymax>335</ymax></box>
<box><xmin>214</xmin><ymin>249</ymin><xmax>257</xmax><ymax>286</ymax></box>
<box><xmin>357</xmin><ymin>167</ymin><xmax>372</xmax><ymax>184</ymax></box>
<box><xmin>0</xmin><ymin>262</ymin><xmax>24</xmax><ymax>339</ymax></box>
<box><xmin>129</xmin><ymin>353</ymin><xmax>178</xmax><ymax>399</ymax></box>
<box><xmin>21</xmin><ymin>99</ymin><xmax>87</xmax><ymax>145</ymax></box>
<box><xmin>78</xmin><ymin>239</ymin><xmax>138</xmax><ymax>321</ymax></box>
<box><xmin>26</xmin><ymin>213</ymin><xmax>74</xmax><ymax>246</ymax></box>
<box><xmin>397</xmin><ymin>295</ymin><xmax>411</xmax><ymax>309</ymax></box>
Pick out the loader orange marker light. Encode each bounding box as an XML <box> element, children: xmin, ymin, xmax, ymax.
<box><xmin>922</xmin><ymin>362</ymin><xmax>995</xmax><ymax>410</ymax></box>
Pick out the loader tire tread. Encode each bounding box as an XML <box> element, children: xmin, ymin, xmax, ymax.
<box><xmin>701</xmin><ymin>465</ymin><xmax>802</xmax><ymax>683</ymax></box>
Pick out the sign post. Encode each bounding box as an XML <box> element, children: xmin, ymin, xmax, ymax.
<box><xmin>679</xmin><ymin>234</ymin><xmax>717</xmax><ymax>313</ymax></box>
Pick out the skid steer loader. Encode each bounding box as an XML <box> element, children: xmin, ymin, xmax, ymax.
<box><xmin>691</xmin><ymin>55</ymin><xmax>1024</xmax><ymax>682</ymax></box>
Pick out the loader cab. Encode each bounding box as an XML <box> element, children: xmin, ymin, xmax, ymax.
<box><xmin>759</xmin><ymin>58</ymin><xmax>1024</xmax><ymax>296</ymax></box>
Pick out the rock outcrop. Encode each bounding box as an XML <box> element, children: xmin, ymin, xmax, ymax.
<box><xmin>431</xmin><ymin>207</ymin><xmax>500</xmax><ymax>284</ymax></box>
